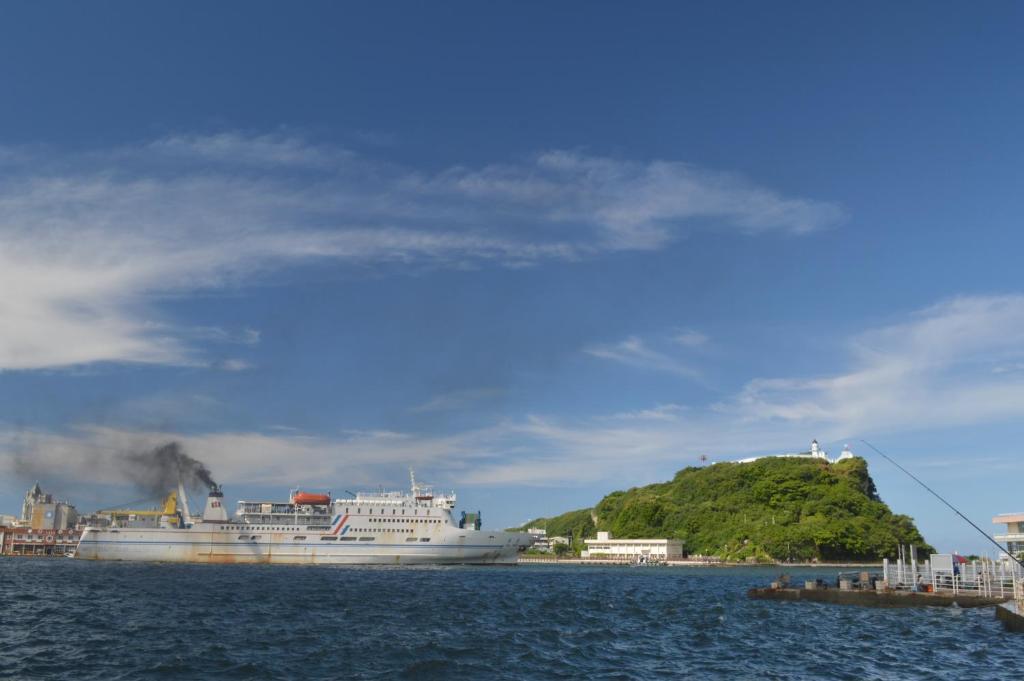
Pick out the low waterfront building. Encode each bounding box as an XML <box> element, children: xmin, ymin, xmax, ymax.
<box><xmin>582</xmin><ymin>531</ymin><xmax>684</xmax><ymax>561</ymax></box>
<box><xmin>2</xmin><ymin>528</ymin><xmax>81</xmax><ymax>556</ymax></box>
<box><xmin>523</xmin><ymin>528</ymin><xmax>569</xmax><ymax>553</ymax></box>
<box><xmin>993</xmin><ymin>513</ymin><xmax>1024</xmax><ymax>560</ymax></box>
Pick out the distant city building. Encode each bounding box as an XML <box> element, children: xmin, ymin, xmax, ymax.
<box><xmin>0</xmin><ymin>514</ymin><xmax>17</xmax><ymax>527</ymax></box>
<box><xmin>993</xmin><ymin>513</ymin><xmax>1024</xmax><ymax>559</ymax></box>
<box><xmin>582</xmin><ymin>531</ymin><xmax>684</xmax><ymax>561</ymax></box>
<box><xmin>19</xmin><ymin>482</ymin><xmax>79</xmax><ymax>530</ymax></box>
<box><xmin>736</xmin><ymin>439</ymin><xmax>855</xmax><ymax>465</ymax></box>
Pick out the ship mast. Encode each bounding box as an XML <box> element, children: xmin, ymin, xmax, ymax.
<box><xmin>409</xmin><ymin>468</ymin><xmax>434</xmax><ymax>501</ymax></box>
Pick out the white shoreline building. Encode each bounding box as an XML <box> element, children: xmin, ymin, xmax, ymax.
<box><xmin>525</xmin><ymin>527</ymin><xmax>569</xmax><ymax>552</ymax></box>
<box><xmin>993</xmin><ymin>513</ymin><xmax>1024</xmax><ymax>560</ymax></box>
<box><xmin>581</xmin><ymin>531</ymin><xmax>684</xmax><ymax>561</ymax></box>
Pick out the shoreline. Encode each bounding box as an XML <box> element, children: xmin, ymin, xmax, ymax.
<box><xmin>517</xmin><ymin>557</ymin><xmax>881</xmax><ymax>568</ymax></box>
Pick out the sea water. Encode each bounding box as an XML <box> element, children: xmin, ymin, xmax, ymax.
<box><xmin>0</xmin><ymin>560</ymin><xmax>1018</xmax><ymax>680</ymax></box>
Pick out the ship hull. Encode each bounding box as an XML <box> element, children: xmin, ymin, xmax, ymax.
<box><xmin>75</xmin><ymin>526</ymin><xmax>529</xmax><ymax>565</ymax></box>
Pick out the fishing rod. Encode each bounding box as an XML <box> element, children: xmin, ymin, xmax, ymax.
<box><xmin>860</xmin><ymin>439</ymin><xmax>1024</xmax><ymax>570</ymax></box>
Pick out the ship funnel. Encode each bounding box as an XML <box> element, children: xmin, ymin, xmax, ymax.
<box><xmin>201</xmin><ymin>485</ymin><xmax>228</xmax><ymax>523</ymax></box>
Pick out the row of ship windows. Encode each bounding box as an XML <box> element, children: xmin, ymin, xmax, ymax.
<box><xmin>236</xmin><ymin>535</ymin><xmax>432</xmax><ymax>543</ymax></box>
<box><xmin>321</xmin><ymin>537</ymin><xmax>431</xmax><ymax>543</ymax></box>
<box><xmin>339</xmin><ymin>528</ymin><xmax>427</xmax><ymax>533</ymax></box>
<box><xmin>236</xmin><ymin>520</ymin><xmax>441</xmax><ymax>532</ymax></box>
<box><xmin>344</xmin><ymin>508</ymin><xmax>433</xmax><ymax>516</ymax></box>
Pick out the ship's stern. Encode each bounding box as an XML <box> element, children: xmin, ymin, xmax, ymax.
<box><xmin>494</xmin><ymin>530</ymin><xmax>537</xmax><ymax>564</ymax></box>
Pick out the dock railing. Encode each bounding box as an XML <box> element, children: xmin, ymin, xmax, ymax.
<box><xmin>882</xmin><ymin>557</ymin><xmax>1022</xmax><ymax>599</ymax></box>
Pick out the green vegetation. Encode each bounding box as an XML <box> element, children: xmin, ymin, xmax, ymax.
<box><xmin>515</xmin><ymin>457</ymin><xmax>932</xmax><ymax>562</ymax></box>
<box><xmin>551</xmin><ymin>542</ymin><xmax>571</xmax><ymax>557</ymax></box>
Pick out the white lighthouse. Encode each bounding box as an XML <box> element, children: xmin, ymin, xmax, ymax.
<box><xmin>735</xmin><ymin>439</ymin><xmax>856</xmax><ymax>464</ymax></box>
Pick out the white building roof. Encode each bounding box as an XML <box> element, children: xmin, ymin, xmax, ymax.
<box><xmin>584</xmin><ymin>537</ymin><xmax>680</xmax><ymax>545</ymax></box>
<box><xmin>586</xmin><ymin>531</ymin><xmax>680</xmax><ymax>546</ymax></box>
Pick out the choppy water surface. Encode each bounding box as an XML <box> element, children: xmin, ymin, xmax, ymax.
<box><xmin>0</xmin><ymin>560</ymin><xmax>1019</xmax><ymax>680</ymax></box>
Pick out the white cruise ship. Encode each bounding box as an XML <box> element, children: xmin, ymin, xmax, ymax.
<box><xmin>75</xmin><ymin>473</ymin><xmax>534</xmax><ymax>565</ymax></box>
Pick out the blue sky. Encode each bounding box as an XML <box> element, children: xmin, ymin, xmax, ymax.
<box><xmin>2</xmin><ymin>2</ymin><xmax>1023</xmax><ymax>553</ymax></box>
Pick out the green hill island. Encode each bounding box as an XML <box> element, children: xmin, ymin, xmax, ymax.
<box><xmin>516</xmin><ymin>447</ymin><xmax>933</xmax><ymax>562</ymax></box>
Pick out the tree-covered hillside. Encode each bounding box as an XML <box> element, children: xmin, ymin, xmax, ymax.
<box><xmin>516</xmin><ymin>457</ymin><xmax>932</xmax><ymax>561</ymax></box>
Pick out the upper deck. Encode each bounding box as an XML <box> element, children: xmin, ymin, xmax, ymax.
<box><xmin>234</xmin><ymin>473</ymin><xmax>456</xmax><ymax>526</ymax></box>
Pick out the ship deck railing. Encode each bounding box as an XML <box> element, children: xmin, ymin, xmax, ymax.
<box><xmin>237</xmin><ymin>497</ymin><xmax>452</xmax><ymax>511</ymax></box>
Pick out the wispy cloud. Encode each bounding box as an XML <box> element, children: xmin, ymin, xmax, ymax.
<box><xmin>215</xmin><ymin>359</ymin><xmax>252</xmax><ymax>372</ymax></box>
<box><xmin>609</xmin><ymin>403</ymin><xmax>688</xmax><ymax>421</ymax></box>
<box><xmin>7</xmin><ymin>296</ymin><xmax>1024</xmax><ymax>491</ymax></box>
<box><xmin>187</xmin><ymin>327</ymin><xmax>262</xmax><ymax>346</ymax></box>
<box><xmin>411</xmin><ymin>388</ymin><xmax>504</xmax><ymax>413</ymax></box>
<box><xmin>507</xmin><ymin>295</ymin><xmax>1024</xmax><ymax>484</ymax></box>
<box><xmin>717</xmin><ymin>295</ymin><xmax>1024</xmax><ymax>433</ymax></box>
<box><xmin>407</xmin><ymin>295</ymin><xmax>1024</xmax><ymax>484</ymax></box>
<box><xmin>146</xmin><ymin>131</ymin><xmax>349</xmax><ymax>169</ymax></box>
<box><xmin>0</xmin><ymin>133</ymin><xmax>841</xmax><ymax>371</ymax></box>
<box><xmin>529</xmin><ymin>151</ymin><xmax>844</xmax><ymax>246</ymax></box>
<box><xmin>672</xmin><ymin>330</ymin><xmax>709</xmax><ymax>348</ymax></box>
<box><xmin>585</xmin><ymin>336</ymin><xmax>701</xmax><ymax>379</ymax></box>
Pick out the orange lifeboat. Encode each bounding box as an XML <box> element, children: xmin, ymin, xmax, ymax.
<box><xmin>291</xmin><ymin>491</ymin><xmax>331</xmax><ymax>505</ymax></box>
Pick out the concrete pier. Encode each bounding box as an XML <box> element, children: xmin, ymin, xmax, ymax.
<box><xmin>748</xmin><ymin>586</ymin><xmax>1005</xmax><ymax>608</ymax></box>
<box><xmin>996</xmin><ymin>601</ymin><xmax>1024</xmax><ymax>632</ymax></box>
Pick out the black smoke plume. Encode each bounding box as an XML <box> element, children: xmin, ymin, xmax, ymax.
<box><xmin>122</xmin><ymin>442</ymin><xmax>217</xmax><ymax>497</ymax></box>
